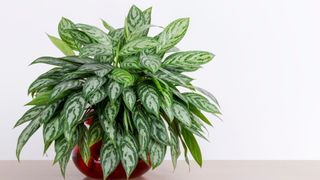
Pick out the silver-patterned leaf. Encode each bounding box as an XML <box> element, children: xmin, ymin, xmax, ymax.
<box><xmin>194</xmin><ymin>86</ymin><xmax>220</xmax><ymax>107</ymax></box>
<box><xmin>100</xmin><ymin>140</ymin><xmax>120</xmax><ymax>179</ymax></box>
<box><xmin>87</xmin><ymin>87</ymin><xmax>108</xmax><ymax>105</ymax></box>
<box><xmin>47</xmin><ymin>34</ymin><xmax>75</xmax><ymax>56</ymax></box>
<box><xmin>88</xmin><ymin>120</ymin><xmax>103</xmax><ymax>146</ymax></box>
<box><xmin>14</xmin><ymin>106</ymin><xmax>45</xmax><ymax>127</ymax></box>
<box><xmin>37</xmin><ymin>101</ymin><xmax>61</xmax><ymax>124</ymax></box>
<box><xmin>79</xmin><ymin>43</ymin><xmax>112</xmax><ymax>57</ymax></box>
<box><xmin>149</xmin><ymin>140</ymin><xmax>166</xmax><ymax>169</ymax></box>
<box><xmin>107</xmin><ymin>81</ymin><xmax>123</xmax><ymax>103</ymax></box>
<box><xmin>78</xmin><ymin>124</ymin><xmax>90</xmax><ymax>165</ymax></box>
<box><xmin>63</xmin><ymin>93</ymin><xmax>86</xmax><ymax>141</ymax></box>
<box><xmin>50</xmin><ymin>80</ymin><xmax>82</xmax><ymax>101</ymax></box>
<box><xmin>120</xmin><ymin>56</ymin><xmax>142</xmax><ymax>70</ymax></box>
<box><xmin>16</xmin><ymin>118</ymin><xmax>41</xmax><ymax>161</ymax></box>
<box><xmin>120</xmin><ymin>134</ymin><xmax>138</xmax><ymax>178</ymax></box>
<box><xmin>109</xmin><ymin>68</ymin><xmax>134</xmax><ymax>87</ymax></box>
<box><xmin>169</xmin><ymin>128</ymin><xmax>181</xmax><ymax>169</ymax></box>
<box><xmin>82</xmin><ymin>76</ymin><xmax>107</xmax><ymax>98</ymax></box>
<box><xmin>58</xmin><ymin>17</ymin><xmax>81</xmax><ymax>50</ymax></box>
<box><xmin>132</xmin><ymin>109</ymin><xmax>150</xmax><ymax>150</ymax></box>
<box><xmin>104</xmin><ymin>100</ymin><xmax>121</xmax><ymax>122</ymax></box>
<box><xmin>28</xmin><ymin>78</ymin><xmax>58</xmax><ymax>95</ymax></box>
<box><xmin>125</xmin><ymin>5</ymin><xmax>145</xmax><ymax>39</ymax></box>
<box><xmin>67</xmin><ymin>29</ymin><xmax>93</xmax><ymax>46</ymax></box>
<box><xmin>137</xmin><ymin>84</ymin><xmax>160</xmax><ymax>116</ymax></box>
<box><xmin>122</xmin><ymin>88</ymin><xmax>136</xmax><ymax>111</ymax></box>
<box><xmin>172</xmin><ymin>100</ymin><xmax>192</xmax><ymax>127</ymax></box>
<box><xmin>43</xmin><ymin>115</ymin><xmax>64</xmax><ymax>149</ymax></box>
<box><xmin>58</xmin><ymin>149</ymin><xmax>72</xmax><ymax>178</ymax></box>
<box><xmin>140</xmin><ymin>53</ymin><xmax>161</xmax><ymax>73</ymax></box>
<box><xmin>77</xmin><ymin>63</ymin><xmax>113</xmax><ymax>77</ymax></box>
<box><xmin>120</xmin><ymin>37</ymin><xmax>159</xmax><ymax>56</ymax></box>
<box><xmin>76</xmin><ymin>24</ymin><xmax>112</xmax><ymax>47</ymax></box>
<box><xmin>157</xmin><ymin>18</ymin><xmax>189</xmax><ymax>53</ymax></box>
<box><xmin>101</xmin><ymin>19</ymin><xmax>115</xmax><ymax>31</ymax></box>
<box><xmin>61</xmin><ymin>56</ymin><xmax>97</xmax><ymax>64</ymax></box>
<box><xmin>161</xmin><ymin>102</ymin><xmax>174</xmax><ymax>122</ymax></box>
<box><xmin>156</xmin><ymin>68</ymin><xmax>193</xmax><ymax>87</ymax></box>
<box><xmin>99</xmin><ymin>115</ymin><xmax>117</xmax><ymax>143</ymax></box>
<box><xmin>142</xmin><ymin>7</ymin><xmax>152</xmax><ymax>35</ymax></box>
<box><xmin>31</xmin><ymin>56</ymin><xmax>79</xmax><ymax>69</ymax></box>
<box><xmin>183</xmin><ymin>92</ymin><xmax>220</xmax><ymax>114</ymax></box>
<box><xmin>150</xmin><ymin>116</ymin><xmax>170</xmax><ymax>145</ymax></box>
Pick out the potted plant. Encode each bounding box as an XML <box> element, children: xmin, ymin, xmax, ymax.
<box><xmin>14</xmin><ymin>5</ymin><xmax>221</xmax><ymax>179</ymax></box>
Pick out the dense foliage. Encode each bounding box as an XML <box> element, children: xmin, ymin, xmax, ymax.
<box><xmin>14</xmin><ymin>5</ymin><xmax>221</xmax><ymax>179</ymax></box>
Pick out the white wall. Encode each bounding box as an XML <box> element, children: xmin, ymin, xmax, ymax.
<box><xmin>1</xmin><ymin>0</ymin><xmax>320</xmax><ymax>160</ymax></box>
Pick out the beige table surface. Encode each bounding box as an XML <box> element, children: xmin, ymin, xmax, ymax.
<box><xmin>1</xmin><ymin>160</ymin><xmax>320</xmax><ymax>180</ymax></box>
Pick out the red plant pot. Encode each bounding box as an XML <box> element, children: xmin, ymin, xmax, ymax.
<box><xmin>72</xmin><ymin>141</ymin><xmax>151</xmax><ymax>179</ymax></box>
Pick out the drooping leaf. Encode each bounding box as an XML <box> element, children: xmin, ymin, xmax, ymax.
<box><xmin>120</xmin><ymin>37</ymin><xmax>159</xmax><ymax>56</ymax></box>
<box><xmin>169</xmin><ymin>128</ymin><xmax>181</xmax><ymax>169</ymax></box>
<box><xmin>109</xmin><ymin>68</ymin><xmax>134</xmax><ymax>87</ymax></box>
<box><xmin>78</xmin><ymin>124</ymin><xmax>90</xmax><ymax>165</ymax></box>
<box><xmin>50</xmin><ymin>80</ymin><xmax>82</xmax><ymax>101</ymax></box>
<box><xmin>61</xmin><ymin>56</ymin><xmax>97</xmax><ymax>64</ymax></box>
<box><xmin>149</xmin><ymin>140</ymin><xmax>166</xmax><ymax>169</ymax></box>
<box><xmin>100</xmin><ymin>139</ymin><xmax>120</xmax><ymax>179</ymax></box>
<box><xmin>14</xmin><ymin>106</ymin><xmax>45</xmax><ymax>127</ymax></box>
<box><xmin>87</xmin><ymin>87</ymin><xmax>108</xmax><ymax>105</ymax></box>
<box><xmin>150</xmin><ymin>116</ymin><xmax>170</xmax><ymax>145</ymax></box>
<box><xmin>194</xmin><ymin>86</ymin><xmax>220</xmax><ymax>107</ymax></box>
<box><xmin>122</xmin><ymin>88</ymin><xmax>136</xmax><ymax>111</ymax></box>
<box><xmin>125</xmin><ymin>5</ymin><xmax>145</xmax><ymax>39</ymax></box>
<box><xmin>43</xmin><ymin>115</ymin><xmax>64</xmax><ymax>152</ymax></box>
<box><xmin>88</xmin><ymin>120</ymin><xmax>103</xmax><ymax>146</ymax></box>
<box><xmin>104</xmin><ymin>100</ymin><xmax>121</xmax><ymax>122</ymax></box>
<box><xmin>161</xmin><ymin>102</ymin><xmax>174</xmax><ymax>122</ymax></box>
<box><xmin>181</xmin><ymin>128</ymin><xmax>202</xmax><ymax>167</ymax></box>
<box><xmin>132</xmin><ymin>109</ymin><xmax>150</xmax><ymax>150</ymax></box>
<box><xmin>58</xmin><ymin>17</ymin><xmax>81</xmax><ymax>50</ymax></box>
<box><xmin>58</xmin><ymin>149</ymin><xmax>72</xmax><ymax>178</ymax></box>
<box><xmin>30</xmin><ymin>56</ymin><xmax>79</xmax><ymax>69</ymax></box>
<box><xmin>76</xmin><ymin>24</ymin><xmax>113</xmax><ymax>47</ymax></box>
<box><xmin>157</xmin><ymin>18</ymin><xmax>189</xmax><ymax>53</ymax></box>
<box><xmin>137</xmin><ymin>84</ymin><xmax>160</xmax><ymax>116</ymax></box>
<box><xmin>25</xmin><ymin>90</ymin><xmax>52</xmax><ymax>106</ymax></box>
<box><xmin>183</xmin><ymin>92</ymin><xmax>220</xmax><ymax>114</ymax></box>
<box><xmin>107</xmin><ymin>81</ymin><xmax>123</xmax><ymax>103</ymax></box>
<box><xmin>172</xmin><ymin>100</ymin><xmax>192</xmax><ymax>127</ymax></box>
<box><xmin>156</xmin><ymin>68</ymin><xmax>193</xmax><ymax>87</ymax></box>
<box><xmin>47</xmin><ymin>34</ymin><xmax>75</xmax><ymax>56</ymax></box>
<box><xmin>189</xmin><ymin>104</ymin><xmax>212</xmax><ymax>126</ymax></box>
<box><xmin>77</xmin><ymin>63</ymin><xmax>113</xmax><ymax>77</ymax></box>
<box><xmin>82</xmin><ymin>76</ymin><xmax>107</xmax><ymax>99</ymax></box>
<box><xmin>28</xmin><ymin>78</ymin><xmax>59</xmax><ymax>95</ymax></box>
<box><xmin>99</xmin><ymin>115</ymin><xmax>117</xmax><ymax>143</ymax></box>
<box><xmin>120</xmin><ymin>134</ymin><xmax>138</xmax><ymax>178</ymax></box>
<box><xmin>140</xmin><ymin>53</ymin><xmax>161</xmax><ymax>73</ymax></box>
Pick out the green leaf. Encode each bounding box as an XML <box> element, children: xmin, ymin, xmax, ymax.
<box><xmin>149</xmin><ymin>140</ymin><xmax>166</xmax><ymax>169</ymax></box>
<box><xmin>62</xmin><ymin>56</ymin><xmax>97</xmax><ymax>64</ymax></box>
<box><xmin>183</xmin><ymin>92</ymin><xmax>220</xmax><ymax>114</ymax></box>
<box><xmin>58</xmin><ymin>17</ymin><xmax>81</xmax><ymax>50</ymax></box>
<box><xmin>82</xmin><ymin>76</ymin><xmax>107</xmax><ymax>99</ymax></box>
<box><xmin>137</xmin><ymin>84</ymin><xmax>160</xmax><ymax>116</ymax></box>
<box><xmin>104</xmin><ymin>100</ymin><xmax>121</xmax><ymax>122</ymax></box>
<box><xmin>28</xmin><ymin>78</ymin><xmax>59</xmax><ymax>95</ymax></box>
<box><xmin>16</xmin><ymin>119</ymin><xmax>41</xmax><ymax>161</ymax></box>
<box><xmin>162</xmin><ymin>51</ymin><xmax>214</xmax><ymax>71</ymax></box>
<box><xmin>100</xmin><ymin>139</ymin><xmax>120</xmax><ymax>179</ymax></box>
<box><xmin>77</xmin><ymin>63</ymin><xmax>113</xmax><ymax>77</ymax></box>
<box><xmin>58</xmin><ymin>150</ymin><xmax>72</xmax><ymax>178</ymax></box>
<box><xmin>88</xmin><ymin>120</ymin><xmax>103</xmax><ymax>146</ymax></box>
<box><xmin>157</xmin><ymin>18</ymin><xmax>189</xmax><ymax>53</ymax></box>
<box><xmin>101</xmin><ymin>19</ymin><xmax>115</xmax><ymax>31</ymax></box>
<box><xmin>194</xmin><ymin>86</ymin><xmax>220</xmax><ymax>107</ymax></box>
<box><xmin>26</xmin><ymin>90</ymin><xmax>52</xmax><ymax>106</ymax></box>
<box><xmin>120</xmin><ymin>134</ymin><xmax>138</xmax><ymax>178</ymax></box>
<box><xmin>47</xmin><ymin>34</ymin><xmax>75</xmax><ymax>56</ymax></box>
<box><xmin>122</xmin><ymin>88</ymin><xmax>136</xmax><ymax>111</ymax></box>
<box><xmin>172</xmin><ymin>100</ymin><xmax>192</xmax><ymax>127</ymax></box>
<box><xmin>78</xmin><ymin>124</ymin><xmax>90</xmax><ymax>165</ymax></box>
<box><xmin>67</xmin><ymin>29</ymin><xmax>94</xmax><ymax>46</ymax></box>
<box><xmin>107</xmin><ymin>81</ymin><xmax>123</xmax><ymax>103</ymax></box>
<box><xmin>140</xmin><ymin>53</ymin><xmax>161</xmax><ymax>73</ymax></box>
<box><xmin>169</xmin><ymin>128</ymin><xmax>181</xmax><ymax>169</ymax></box>
<box><xmin>54</xmin><ymin>135</ymin><xmax>78</xmax><ymax>164</ymax></box>
<box><xmin>79</xmin><ymin>43</ymin><xmax>113</xmax><ymax>57</ymax></box>
<box><xmin>142</xmin><ymin>7</ymin><xmax>152</xmax><ymax>35</ymax></box>
<box><xmin>189</xmin><ymin>104</ymin><xmax>212</xmax><ymax>126</ymax></box>
<box><xmin>161</xmin><ymin>102</ymin><xmax>174</xmax><ymax>122</ymax></box>
<box><xmin>87</xmin><ymin>87</ymin><xmax>108</xmax><ymax>105</ymax></box>
<box><xmin>156</xmin><ymin>68</ymin><xmax>193</xmax><ymax>87</ymax></box>
<box><xmin>43</xmin><ymin>115</ymin><xmax>64</xmax><ymax>152</ymax></box>
<box><xmin>132</xmin><ymin>109</ymin><xmax>150</xmax><ymax>150</ymax></box>
<box><xmin>50</xmin><ymin>80</ymin><xmax>82</xmax><ymax>101</ymax></box>
<box><xmin>109</xmin><ymin>68</ymin><xmax>134</xmax><ymax>87</ymax></box>
<box><xmin>181</xmin><ymin>128</ymin><xmax>202</xmax><ymax>167</ymax></box>
<box><xmin>125</xmin><ymin>5</ymin><xmax>145</xmax><ymax>39</ymax></box>
<box><xmin>99</xmin><ymin>115</ymin><xmax>117</xmax><ymax>143</ymax></box>
<box><xmin>150</xmin><ymin>116</ymin><xmax>170</xmax><ymax>145</ymax></box>
<box><xmin>30</xmin><ymin>56</ymin><xmax>79</xmax><ymax>69</ymax></box>
<box><xmin>120</xmin><ymin>37</ymin><xmax>159</xmax><ymax>56</ymax></box>
<box><xmin>120</xmin><ymin>56</ymin><xmax>142</xmax><ymax>70</ymax></box>
<box><xmin>14</xmin><ymin>106</ymin><xmax>45</xmax><ymax>127</ymax></box>
<box><xmin>63</xmin><ymin>93</ymin><xmax>86</xmax><ymax>141</ymax></box>
<box><xmin>76</xmin><ymin>24</ymin><xmax>113</xmax><ymax>47</ymax></box>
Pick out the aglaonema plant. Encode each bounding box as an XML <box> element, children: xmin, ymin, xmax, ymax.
<box><xmin>14</xmin><ymin>5</ymin><xmax>221</xmax><ymax>179</ymax></box>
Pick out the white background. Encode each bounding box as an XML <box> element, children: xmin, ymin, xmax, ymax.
<box><xmin>1</xmin><ymin>0</ymin><xmax>320</xmax><ymax>160</ymax></box>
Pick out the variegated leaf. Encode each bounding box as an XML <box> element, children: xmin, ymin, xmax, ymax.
<box><xmin>132</xmin><ymin>109</ymin><xmax>150</xmax><ymax>150</ymax></box>
<box><xmin>157</xmin><ymin>18</ymin><xmax>189</xmax><ymax>53</ymax></box>
<box><xmin>76</xmin><ymin>24</ymin><xmax>112</xmax><ymax>47</ymax></box>
<box><xmin>162</xmin><ymin>51</ymin><xmax>214</xmax><ymax>71</ymax></box>
<box><xmin>170</xmin><ymin>87</ymin><xmax>189</xmax><ymax>105</ymax></box>
<box><xmin>142</xmin><ymin>7</ymin><xmax>152</xmax><ymax>35</ymax></box>
<box><xmin>99</xmin><ymin>115</ymin><xmax>117</xmax><ymax>143</ymax></box>
<box><xmin>109</xmin><ymin>68</ymin><xmax>134</xmax><ymax>87</ymax></box>
<box><xmin>161</xmin><ymin>102</ymin><xmax>174</xmax><ymax>122</ymax></box>
<box><xmin>54</xmin><ymin>137</ymin><xmax>69</xmax><ymax>164</ymax></box>
<box><xmin>137</xmin><ymin>84</ymin><xmax>160</xmax><ymax>116</ymax></box>
<box><xmin>87</xmin><ymin>87</ymin><xmax>108</xmax><ymax>105</ymax></box>
<box><xmin>125</xmin><ymin>5</ymin><xmax>145</xmax><ymax>39</ymax></box>
<box><xmin>61</xmin><ymin>71</ymin><xmax>91</xmax><ymax>81</ymax></box>
<box><xmin>109</xmin><ymin>28</ymin><xmax>124</xmax><ymax>47</ymax></box>
<box><xmin>88</xmin><ymin>120</ymin><xmax>103</xmax><ymax>146</ymax></box>
<box><xmin>14</xmin><ymin>106</ymin><xmax>44</xmax><ymax>127</ymax></box>
<box><xmin>82</xmin><ymin>76</ymin><xmax>107</xmax><ymax>99</ymax></box>
<box><xmin>122</xmin><ymin>88</ymin><xmax>136</xmax><ymax>111</ymax></box>
<box><xmin>58</xmin><ymin>150</ymin><xmax>72</xmax><ymax>178</ymax></box>
<box><xmin>120</xmin><ymin>37</ymin><xmax>159</xmax><ymax>56</ymax></box>
<box><xmin>120</xmin><ymin>56</ymin><xmax>142</xmax><ymax>70</ymax></box>
<box><xmin>78</xmin><ymin>63</ymin><xmax>113</xmax><ymax>77</ymax></box>
<box><xmin>50</xmin><ymin>80</ymin><xmax>82</xmax><ymax>101</ymax></box>
<box><xmin>79</xmin><ymin>43</ymin><xmax>112</xmax><ymax>58</ymax></box>
<box><xmin>94</xmin><ymin>54</ymin><xmax>113</xmax><ymax>63</ymax></box>
<box><xmin>67</xmin><ymin>29</ymin><xmax>93</xmax><ymax>46</ymax></box>
<box><xmin>169</xmin><ymin>128</ymin><xmax>181</xmax><ymax>169</ymax></box>
<box><xmin>120</xmin><ymin>134</ymin><xmax>138</xmax><ymax>178</ymax></box>
<box><xmin>31</xmin><ymin>56</ymin><xmax>79</xmax><ymax>69</ymax></box>
<box><xmin>101</xmin><ymin>19</ymin><xmax>115</xmax><ymax>31</ymax></box>
<box><xmin>16</xmin><ymin>119</ymin><xmax>41</xmax><ymax>161</ymax></box>
<box><xmin>161</xmin><ymin>88</ymin><xmax>173</xmax><ymax>107</ymax></box>
<box><xmin>58</xmin><ymin>17</ymin><xmax>81</xmax><ymax>50</ymax></box>
<box><xmin>62</xmin><ymin>56</ymin><xmax>97</xmax><ymax>64</ymax></box>
<box><xmin>43</xmin><ymin>115</ymin><xmax>64</xmax><ymax>152</ymax></box>
<box><xmin>104</xmin><ymin>100</ymin><xmax>120</xmax><ymax>122</ymax></box>
<box><xmin>150</xmin><ymin>116</ymin><xmax>170</xmax><ymax>145</ymax></box>
<box><xmin>47</xmin><ymin>34</ymin><xmax>75</xmax><ymax>56</ymax></box>
<box><xmin>172</xmin><ymin>100</ymin><xmax>192</xmax><ymax>127</ymax></box>
<box><xmin>78</xmin><ymin>124</ymin><xmax>90</xmax><ymax>165</ymax></box>
<box><xmin>100</xmin><ymin>140</ymin><xmax>120</xmax><ymax>179</ymax></box>
<box><xmin>194</xmin><ymin>86</ymin><xmax>220</xmax><ymax>107</ymax></box>
<box><xmin>140</xmin><ymin>53</ymin><xmax>161</xmax><ymax>73</ymax></box>
<box><xmin>183</xmin><ymin>92</ymin><xmax>220</xmax><ymax>114</ymax></box>
<box><xmin>28</xmin><ymin>78</ymin><xmax>58</xmax><ymax>95</ymax></box>
<box><xmin>149</xmin><ymin>140</ymin><xmax>166</xmax><ymax>169</ymax></box>
<box><xmin>63</xmin><ymin>93</ymin><xmax>86</xmax><ymax>141</ymax></box>
<box><xmin>156</xmin><ymin>68</ymin><xmax>193</xmax><ymax>87</ymax></box>
<box><xmin>36</xmin><ymin>101</ymin><xmax>60</xmax><ymax>124</ymax></box>
<box><xmin>107</xmin><ymin>81</ymin><xmax>123</xmax><ymax>103</ymax></box>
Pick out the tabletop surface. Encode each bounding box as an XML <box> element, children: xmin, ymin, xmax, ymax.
<box><xmin>1</xmin><ymin>160</ymin><xmax>320</xmax><ymax>180</ymax></box>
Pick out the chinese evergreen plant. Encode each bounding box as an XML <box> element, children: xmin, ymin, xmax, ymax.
<box><xmin>14</xmin><ymin>5</ymin><xmax>221</xmax><ymax>179</ymax></box>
